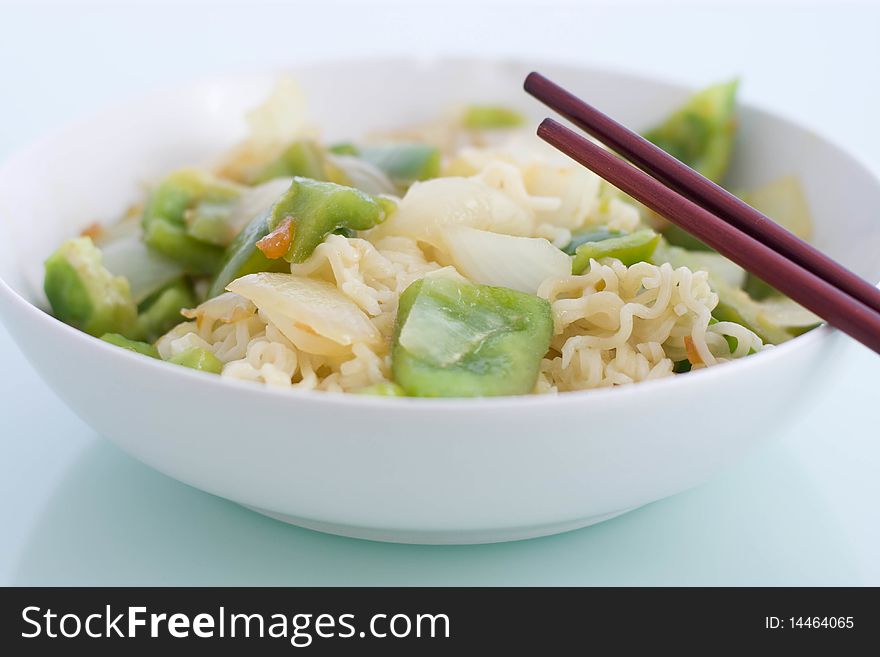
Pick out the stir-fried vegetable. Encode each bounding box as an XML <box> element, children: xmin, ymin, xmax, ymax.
<box><xmin>140</xmin><ymin>169</ymin><xmax>244</xmax><ymax>274</ymax></box>
<box><xmin>561</xmin><ymin>228</ymin><xmax>623</xmax><ymax>256</ymax></box>
<box><xmin>100</xmin><ymin>333</ymin><xmax>160</xmax><ymax>358</ymax></box>
<box><xmin>643</xmin><ymin>80</ymin><xmax>738</xmax><ymax>183</ymax></box>
<box><xmin>392</xmin><ymin>277</ymin><xmax>553</xmax><ymax>397</ymax></box>
<box><xmin>651</xmin><ymin>241</ymin><xmax>746</xmax><ymax>288</ymax></box>
<box><xmin>249</xmin><ymin>139</ymin><xmax>347</xmax><ymax>185</ymax></box>
<box><xmin>712</xmin><ymin>279</ymin><xmax>820</xmax><ymax>344</ymax></box>
<box><xmin>100</xmin><ymin>231</ymin><xmax>185</xmax><ymax>304</ymax></box>
<box><xmin>133</xmin><ymin>279</ymin><xmax>196</xmax><ymax>343</ymax></box>
<box><xmin>227</xmin><ymin>272</ymin><xmax>380</xmax><ymax>357</ymax></box>
<box><xmin>167</xmin><ymin>347</ymin><xmax>223</xmax><ymax>374</ymax></box>
<box><xmin>44</xmin><ymin>237</ymin><xmax>138</xmax><ymax>337</ymax></box>
<box><xmin>443</xmin><ymin>226</ymin><xmax>572</xmax><ymax>294</ymax></box>
<box><xmin>184</xmin><ymin>177</ymin><xmax>293</xmax><ymax>247</ymax></box>
<box><xmin>208</xmin><ymin>211</ymin><xmax>291</xmax><ymax>299</ymax></box>
<box><xmin>267</xmin><ymin>177</ymin><xmax>396</xmax><ymax>263</ymax></box>
<box><xmin>142</xmin><ymin>219</ymin><xmax>224</xmax><ymax>276</ymax></box>
<box><xmin>371</xmin><ymin>177</ymin><xmax>533</xmax><ymax>249</ymax></box>
<box><xmin>356</xmin><ymin>143</ymin><xmax>441</xmax><ymax>187</ymax></box>
<box><xmin>572</xmin><ymin>229</ymin><xmax>660</xmax><ymax>273</ymax></box>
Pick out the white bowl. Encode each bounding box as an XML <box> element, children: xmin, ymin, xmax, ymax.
<box><xmin>2</xmin><ymin>58</ymin><xmax>879</xmax><ymax>544</ymax></box>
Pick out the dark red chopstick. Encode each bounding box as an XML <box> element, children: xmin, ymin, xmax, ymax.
<box><xmin>538</xmin><ymin>118</ymin><xmax>880</xmax><ymax>355</ymax></box>
<box><xmin>525</xmin><ymin>71</ymin><xmax>880</xmax><ymax>316</ymax></box>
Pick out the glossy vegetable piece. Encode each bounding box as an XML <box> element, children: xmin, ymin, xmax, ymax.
<box><xmin>392</xmin><ymin>277</ymin><xmax>553</xmax><ymax>397</ymax></box>
<box><xmin>141</xmin><ymin>169</ymin><xmax>239</xmax><ymax>273</ymax></box>
<box><xmin>442</xmin><ymin>226</ymin><xmax>572</xmax><ymax>294</ymax></box>
<box><xmin>227</xmin><ymin>272</ymin><xmax>380</xmax><ymax>356</ymax></box>
<box><xmin>561</xmin><ymin>227</ymin><xmax>623</xmax><ymax>256</ymax></box>
<box><xmin>250</xmin><ymin>140</ymin><xmax>347</xmax><ymax>185</ymax></box>
<box><xmin>167</xmin><ymin>347</ymin><xmax>223</xmax><ymax>374</ymax></box>
<box><xmin>268</xmin><ymin>177</ymin><xmax>396</xmax><ymax>263</ymax></box>
<box><xmin>711</xmin><ymin>279</ymin><xmax>820</xmax><ymax>344</ymax></box>
<box><xmin>134</xmin><ymin>279</ymin><xmax>196</xmax><ymax>343</ymax></box>
<box><xmin>185</xmin><ymin>178</ymin><xmax>293</xmax><ymax>247</ymax></box>
<box><xmin>358</xmin><ymin>143</ymin><xmax>441</xmax><ymax>186</ymax></box>
<box><xmin>572</xmin><ymin>229</ymin><xmax>660</xmax><ymax>274</ymax></box>
<box><xmin>208</xmin><ymin>211</ymin><xmax>290</xmax><ymax>299</ymax></box>
<box><xmin>328</xmin><ymin>154</ymin><xmax>397</xmax><ymax>196</ymax></box>
<box><xmin>100</xmin><ymin>333</ymin><xmax>160</xmax><ymax>358</ymax></box>
<box><xmin>462</xmin><ymin>105</ymin><xmax>525</xmax><ymax>129</ymax></box>
<box><xmin>651</xmin><ymin>241</ymin><xmax>746</xmax><ymax>288</ymax></box>
<box><xmin>44</xmin><ymin>237</ymin><xmax>138</xmax><ymax>337</ymax></box>
<box><xmin>143</xmin><ymin>219</ymin><xmax>224</xmax><ymax>275</ymax></box>
<box><xmin>643</xmin><ymin>80</ymin><xmax>738</xmax><ymax>183</ymax></box>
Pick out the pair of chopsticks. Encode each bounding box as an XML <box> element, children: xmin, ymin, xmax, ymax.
<box><xmin>524</xmin><ymin>72</ymin><xmax>880</xmax><ymax>355</ymax></box>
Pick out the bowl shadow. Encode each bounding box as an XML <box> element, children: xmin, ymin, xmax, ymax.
<box><xmin>11</xmin><ymin>437</ymin><xmax>861</xmax><ymax>586</ymax></box>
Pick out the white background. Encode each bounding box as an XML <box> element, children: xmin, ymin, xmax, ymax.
<box><xmin>1</xmin><ymin>0</ymin><xmax>879</xmax><ymax>584</ymax></box>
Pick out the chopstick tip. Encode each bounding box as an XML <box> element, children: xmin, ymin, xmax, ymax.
<box><xmin>523</xmin><ymin>71</ymin><xmax>544</xmax><ymax>93</ymax></box>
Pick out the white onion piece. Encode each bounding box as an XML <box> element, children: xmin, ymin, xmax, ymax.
<box><xmin>370</xmin><ymin>177</ymin><xmax>534</xmax><ymax>250</ymax></box>
<box><xmin>227</xmin><ymin>273</ymin><xmax>380</xmax><ymax>355</ymax></box>
<box><xmin>328</xmin><ymin>154</ymin><xmax>397</xmax><ymax>196</ymax></box>
<box><xmin>442</xmin><ymin>226</ymin><xmax>572</xmax><ymax>294</ymax></box>
<box><xmin>100</xmin><ymin>231</ymin><xmax>185</xmax><ymax>304</ymax></box>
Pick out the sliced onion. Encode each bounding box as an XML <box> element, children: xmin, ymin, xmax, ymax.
<box><xmin>226</xmin><ymin>272</ymin><xmax>380</xmax><ymax>355</ymax></box>
<box><xmin>370</xmin><ymin>177</ymin><xmax>534</xmax><ymax>250</ymax></box>
<box><xmin>442</xmin><ymin>226</ymin><xmax>572</xmax><ymax>294</ymax></box>
<box><xmin>100</xmin><ymin>231</ymin><xmax>185</xmax><ymax>304</ymax></box>
<box><xmin>328</xmin><ymin>154</ymin><xmax>397</xmax><ymax>196</ymax></box>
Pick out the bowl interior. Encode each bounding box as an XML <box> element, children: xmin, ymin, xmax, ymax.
<box><xmin>2</xmin><ymin>58</ymin><xmax>879</xmax><ymax>308</ymax></box>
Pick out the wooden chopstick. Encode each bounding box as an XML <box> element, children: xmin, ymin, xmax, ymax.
<box><xmin>537</xmin><ymin>118</ymin><xmax>880</xmax><ymax>355</ymax></box>
<box><xmin>524</xmin><ymin>71</ymin><xmax>880</xmax><ymax>316</ymax></box>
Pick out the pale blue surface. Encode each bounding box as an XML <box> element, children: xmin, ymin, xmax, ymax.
<box><xmin>2</xmin><ymin>0</ymin><xmax>879</xmax><ymax>585</ymax></box>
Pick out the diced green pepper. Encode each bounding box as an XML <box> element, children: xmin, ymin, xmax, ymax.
<box><xmin>167</xmin><ymin>347</ymin><xmax>223</xmax><ymax>374</ymax></box>
<box><xmin>572</xmin><ymin>229</ymin><xmax>660</xmax><ymax>273</ymax></box>
<box><xmin>133</xmin><ymin>279</ymin><xmax>196</xmax><ymax>342</ymax></box>
<box><xmin>672</xmin><ymin>359</ymin><xmax>692</xmax><ymax>373</ymax></box>
<box><xmin>268</xmin><ymin>177</ymin><xmax>396</xmax><ymax>263</ymax></box>
<box><xmin>141</xmin><ymin>169</ymin><xmax>239</xmax><ymax>273</ymax></box>
<box><xmin>391</xmin><ymin>277</ymin><xmax>553</xmax><ymax>397</ymax></box>
<box><xmin>355</xmin><ymin>382</ymin><xmax>406</xmax><ymax>397</ymax></box>
<box><xmin>711</xmin><ymin>281</ymin><xmax>797</xmax><ymax>345</ymax></box>
<box><xmin>358</xmin><ymin>143</ymin><xmax>441</xmax><ymax>186</ymax></box>
<box><xmin>100</xmin><ymin>333</ymin><xmax>160</xmax><ymax>358</ymax></box>
<box><xmin>561</xmin><ymin>228</ymin><xmax>623</xmax><ymax>255</ymax></box>
<box><xmin>184</xmin><ymin>200</ymin><xmax>238</xmax><ymax>246</ymax></box>
<box><xmin>143</xmin><ymin>169</ymin><xmax>241</xmax><ymax>230</ymax></box>
<box><xmin>143</xmin><ymin>219</ymin><xmax>224</xmax><ymax>275</ymax></box>
<box><xmin>643</xmin><ymin>80</ymin><xmax>738</xmax><ymax>183</ymax></box>
<box><xmin>208</xmin><ymin>210</ymin><xmax>291</xmax><ymax>298</ymax></box>
<box><xmin>250</xmin><ymin>140</ymin><xmax>348</xmax><ymax>185</ymax></box>
<box><xmin>462</xmin><ymin>105</ymin><xmax>525</xmax><ymax>129</ymax></box>
<box><xmin>44</xmin><ymin>237</ymin><xmax>137</xmax><ymax>337</ymax></box>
